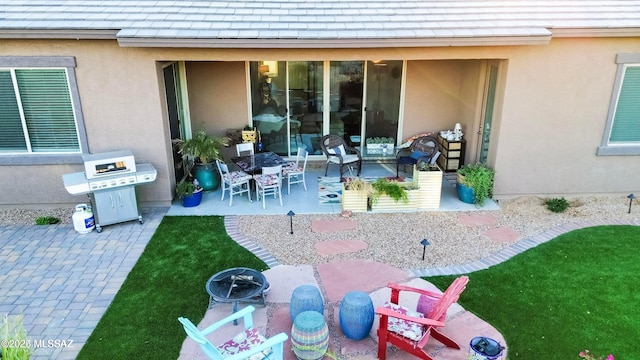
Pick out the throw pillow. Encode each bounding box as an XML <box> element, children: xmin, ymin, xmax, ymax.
<box><xmin>410</xmin><ymin>150</ymin><xmax>428</xmax><ymax>160</ymax></box>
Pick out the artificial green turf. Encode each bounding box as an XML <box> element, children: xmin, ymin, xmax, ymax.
<box><xmin>426</xmin><ymin>225</ymin><xmax>640</xmax><ymax>359</ymax></box>
<box><xmin>76</xmin><ymin>216</ymin><xmax>268</xmax><ymax>360</ymax></box>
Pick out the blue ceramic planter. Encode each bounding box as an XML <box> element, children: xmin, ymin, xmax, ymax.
<box><xmin>181</xmin><ymin>189</ymin><xmax>203</xmax><ymax>207</ymax></box>
<box><xmin>193</xmin><ymin>162</ymin><xmax>220</xmax><ymax>191</ymax></box>
<box><xmin>457</xmin><ymin>182</ymin><xmax>475</xmax><ymax>204</ymax></box>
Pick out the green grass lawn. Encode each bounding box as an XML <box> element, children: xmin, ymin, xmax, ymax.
<box><xmin>76</xmin><ymin>216</ymin><xmax>268</xmax><ymax>359</ymax></box>
<box><xmin>427</xmin><ymin>225</ymin><xmax>640</xmax><ymax>359</ymax></box>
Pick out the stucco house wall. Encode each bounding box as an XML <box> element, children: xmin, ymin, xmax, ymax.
<box><xmin>1</xmin><ymin>34</ymin><xmax>639</xmax><ymax>207</ymax></box>
<box><xmin>494</xmin><ymin>37</ymin><xmax>640</xmax><ymax>197</ymax></box>
<box><xmin>0</xmin><ymin>40</ymin><xmax>175</xmax><ymax>207</ymax></box>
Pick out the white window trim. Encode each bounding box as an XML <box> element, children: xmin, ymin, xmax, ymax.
<box><xmin>0</xmin><ymin>56</ymin><xmax>88</xmax><ymax>165</ymax></box>
<box><xmin>597</xmin><ymin>53</ymin><xmax>640</xmax><ymax>156</ymax></box>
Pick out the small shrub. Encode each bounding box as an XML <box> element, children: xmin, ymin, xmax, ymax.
<box><xmin>2</xmin><ymin>314</ymin><xmax>32</xmax><ymax>360</ymax></box>
<box><xmin>35</xmin><ymin>216</ymin><xmax>60</xmax><ymax>225</ymax></box>
<box><xmin>370</xmin><ymin>178</ymin><xmax>409</xmax><ymax>205</ymax></box>
<box><xmin>545</xmin><ymin>197</ymin><xmax>569</xmax><ymax>213</ymax></box>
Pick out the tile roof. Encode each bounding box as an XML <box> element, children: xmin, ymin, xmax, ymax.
<box><xmin>1</xmin><ymin>0</ymin><xmax>639</xmax><ymax>47</ymax></box>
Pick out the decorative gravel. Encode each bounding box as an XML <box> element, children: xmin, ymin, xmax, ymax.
<box><xmin>237</xmin><ymin>196</ymin><xmax>640</xmax><ymax>271</ymax></box>
<box><xmin>2</xmin><ymin>196</ymin><xmax>638</xmax><ymax>271</ymax></box>
<box><xmin>0</xmin><ymin>207</ymin><xmax>74</xmax><ymax>226</ymax></box>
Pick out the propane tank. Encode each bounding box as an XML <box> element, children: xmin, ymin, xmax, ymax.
<box><xmin>72</xmin><ymin>204</ymin><xmax>95</xmax><ymax>234</ymax></box>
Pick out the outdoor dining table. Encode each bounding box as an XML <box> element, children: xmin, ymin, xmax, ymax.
<box><xmin>232</xmin><ymin>151</ymin><xmax>288</xmax><ymax>175</ymax></box>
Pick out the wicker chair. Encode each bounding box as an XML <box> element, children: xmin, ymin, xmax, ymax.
<box><xmin>395</xmin><ymin>135</ymin><xmax>438</xmax><ymax>177</ymax></box>
<box><xmin>320</xmin><ymin>134</ymin><xmax>362</xmax><ymax>177</ymax></box>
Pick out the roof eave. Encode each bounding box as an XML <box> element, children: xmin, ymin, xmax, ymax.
<box><xmin>0</xmin><ymin>29</ymin><xmax>119</xmax><ymax>40</ymax></box>
<box><xmin>551</xmin><ymin>27</ymin><xmax>640</xmax><ymax>37</ymax></box>
<box><xmin>116</xmin><ymin>35</ymin><xmax>552</xmax><ymax>48</ymax></box>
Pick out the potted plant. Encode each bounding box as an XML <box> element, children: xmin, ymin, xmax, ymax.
<box><xmin>176</xmin><ymin>179</ymin><xmax>203</xmax><ymax>207</ymax></box>
<box><xmin>369</xmin><ymin>178</ymin><xmax>418</xmax><ymax>211</ymax></box>
<box><xmin>456</xmin><ymin>163</ymin><xmax>495</xmax><ymax>206</ymax></box>
<box><xmin>174</xmin><ymin>130</ymin><xmax>229</xmax><ymax>191</ymax></box>
<box><xmin>242</xmin><ymin>124</ymin><xmax>257</xmax><ymax>143</ymax></box>
<box><xmin>365</xmin><ymin>136</ymin><xmax>395</xmax><ymax>153</ymax></box>
<box><xmin>341</xmin><ymin>177</ymin><xmax>372</xmax><ymax>212</ymax></box>
<box><xmin>413</xmin><ymin>160</ymin><xmax>443</xmax><ymax>209</ymax></box>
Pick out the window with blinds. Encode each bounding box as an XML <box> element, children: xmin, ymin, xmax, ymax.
<box><xmin>610</xmin><ymin>65</ymin><xmax>640</xmax><ymax>143</ymax></box>
<box><xmin>0</xmin><ymin>68</ymin><xmax>80</xmax><ymax>153</ymax></box>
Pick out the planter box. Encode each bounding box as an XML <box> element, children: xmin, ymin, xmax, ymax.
<box><xmin>413</xmin><ymin>165</ymin><xmax>443</xmax><ymax>209</ymax></box>
<box><xmin>370</xmin><ymin>188</ymin><xmax>418</xmax><ymax>212</ymax></box>
<box><xmin>366</xmin><ymin>143</ymin><xmax>394</xmax><ymax>152</ymax></box>
<box><xmin>341</xmin><ymin>184</ymin><xmax>368</xmax><ymax>212</ymax></box>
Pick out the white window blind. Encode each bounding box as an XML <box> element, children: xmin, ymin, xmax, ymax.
<box><xmin>0</xmin><ymin>68</ymin><xmax>80</xmax><ymax>153</ymax></box>
<box><xmin>610</xmin><ymin>65</ymin><xmax>640</xmax><ymax>143</ymax></box>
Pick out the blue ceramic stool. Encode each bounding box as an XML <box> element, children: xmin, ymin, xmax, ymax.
<box><xmin>290</xmin><ymin>285</ymin><xmax>324</xmax><ymax>322</ymax></box>
<box><xmin>339</xmin><ymin>290</ymin><xmax>374</xmax><ymax>340</ymax></box>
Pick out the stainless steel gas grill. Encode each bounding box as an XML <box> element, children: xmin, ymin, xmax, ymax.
<box><xmin>63</xmin><ymin>150</ymin><xmax>157</xmax><ymax>233</ymax></box>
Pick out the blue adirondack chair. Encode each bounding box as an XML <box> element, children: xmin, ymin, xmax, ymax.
<box><xmin>178</xmin><ymin>305</ymin><xmax>288</xmax><ymax>360</ymax></box>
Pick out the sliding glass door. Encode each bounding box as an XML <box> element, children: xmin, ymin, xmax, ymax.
<box><xmin>364</xmin><ymin>60</ymin><xmax>402</xmax><ymax>143</ymax></box>
<box><xmin>288</xmin><ymin>61</ymin><xmax>323</xmax><ymax>155</ymax></box>
<box><xmin>249</xmin><ymin>60</ymin><xmax>402</xmax><ymax>157</ymax></box>
<box><xmin>329</xmin><ymin>61</ymin><xmax>364</xmax><ymax>147</ymax></box>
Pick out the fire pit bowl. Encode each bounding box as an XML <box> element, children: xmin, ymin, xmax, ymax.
<box><xmin>206</xmin><ymin>267</ymin><xmax>267</xmax><ymax>324</ymax></box>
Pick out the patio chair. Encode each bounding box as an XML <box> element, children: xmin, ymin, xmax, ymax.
<box><xmin>375</xmin><ymin>276</ymin><xmax>469</xmax><ymax>360</ymax></box>
<box><xmin>178</xmin><ymin>305</ymin><xmax>288</xmax><ymax>360</ymax></box>
<box><xmin>216</xmin><ymin>160</ymin><xmax>252</xmax><ymax>206</ymax></box>
<box><xmin>254</xmin><ymin>165</ymin><xmax>283</xmax><ymax>209</ymax></box>
<box><xmin>320</xmin><ymin>134</ymin><xmax>362</xmax><ymax>177</ymax></box>
<box><xmin>282</xmin><ymin>147</ymin><xmax>308</xmax><ymax>194</ymax></box>
<box><xmin>236</xmin><ymin>142</ymin><xmax>255</xmax><ymax>157</ymax></box>
<box><xmin>395</xmin><ymin>135</ymin><xmax>438</xmax><ymax>177</ymax></box>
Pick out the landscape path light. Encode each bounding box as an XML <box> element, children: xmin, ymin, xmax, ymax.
<box><xmin>628</xmin><ymin>194</ymin><xmax>636</xmax><ymax>214</ymax></box>
<box><xmin>287</xmin><ymin>210</ymin><xmax>295</xmax><ymax>234</ymax></box>
<box><xmin>420</xmin><ymin>239</ymin><xmax>430</xmax><ymax>261</ymax></box>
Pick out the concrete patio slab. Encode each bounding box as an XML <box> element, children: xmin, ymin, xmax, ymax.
<box><xmin>311</xmin><ymin>219</ymin><xmax>358</xmax><ymax>233</ymax></box>
<box><xmin>315</xmin><ymin>239</ymin><xmax>368</xmax><ymax>257</ymax></box>
<box><xmin>266</xmin><ymin>306</ymin><xmax>297</xmax><ymax>360</ymax></box>
<box><xmin>316</xmin><ymin>259</ymin><xmax>412</xmax><ymax>303</ymax></box>
<box><xmin>178</xmin><ymin>262</ymin><xmax>506</xmax><ymax>360</ymax></box>
<box><xmin>458</xmin><ymin>214</ymin><xmax>497</xmax><ymax>226</ymax></box>
<box><xmin>481</xmin><ymin>227</ymin><xmax>520</xmax><ymax>243</ymax></box>
<box><xmin>263</xmin><ymin>265</ymin><xmax>318</xmax><ymax>303</ymax></box>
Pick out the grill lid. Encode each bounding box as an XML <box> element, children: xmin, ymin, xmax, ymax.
<box><xmin>83</xmin><ymin>150</ymin><xmax>136</xmax><ymax>180</ymax></box>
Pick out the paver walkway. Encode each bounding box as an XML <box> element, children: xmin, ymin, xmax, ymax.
<box><xmin>0</xmin><ymin>207</ymin><xmax>167</xmax><ymax>359</ymax></box>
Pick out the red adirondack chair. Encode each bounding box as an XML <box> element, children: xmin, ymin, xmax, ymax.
<box><xmin>375</xmin><ymin>276</ymin><xmax>469</xmax><ymax>360</ymax></box>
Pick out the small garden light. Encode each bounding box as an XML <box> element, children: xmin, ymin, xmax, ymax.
<box><xmin>420</xmin><ymin>239</ymin><xmax>430</xmax><ymax>260</ymax></box>
<box><xmin>287</xmin><ymin>210</ymin><xmax>295</xmax><ymax>234</ymax></box>
<box><xmin>628</xmin><ymin>194</ymin><xmax>636</xmax><ymax>214</ymax></box>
